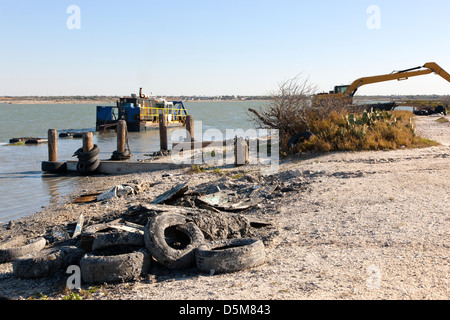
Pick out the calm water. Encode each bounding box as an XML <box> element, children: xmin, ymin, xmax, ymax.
<box><xmin>0</xmin><ymin>101</ymin><xmax>263</xmax><ymax>222</ymax></box>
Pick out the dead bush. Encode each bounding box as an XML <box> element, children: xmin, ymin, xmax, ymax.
<box><xmin>248</xmin><ymin>76</ymin><xmax>356</xmax><ymax>152</ymax></box>
<box><xmin>247</xmin><ymin>76</ymin><xmax>315</xmax><ymax>142</ymax></box>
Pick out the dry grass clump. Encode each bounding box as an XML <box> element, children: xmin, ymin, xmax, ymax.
<box><xmin>295</xmin><ymin>110</ymin><xmax>437</xmax><ymax>153</ymax></box>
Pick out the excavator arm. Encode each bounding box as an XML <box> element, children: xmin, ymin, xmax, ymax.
<box><xmin>423</xmin><ymin>62</ymin><xmax>450</xmax><ymax>83</ymax></box>
<box><xmin>342</xmin><ymin>62</ymin><xmax>450</xmax><ymax>97</ymax></box>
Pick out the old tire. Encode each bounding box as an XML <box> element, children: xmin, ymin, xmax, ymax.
<box><xmin>110</xmin><ymin>149</ymin><xmax>131</xmax><ymax>161</ymax></box>
<box><xmin>73</xmin><ymin>145</ymin><xmax>100</xmax><ymax>161</ymax></box>
<box><xmin>144</xmin><ymin>213</ymin><xmax>205</xmax><ymax>269</ymax></box>
<box><xmin>41</xmin><ymin>161</ymin><xmax>67</xmax><ymax>173</ymax></box>
<box><xmin>76</xmin><ymin>157</ymin><xmax>100</xmax><ymax>175</ymax></box>
<box><xmin>59</xmin><ymin>132</ymin><xmax>71</xmax><ymax>138</ymax></box>
<box><xmin>13</xmin><ymin>246</ymin><xmax>85</xmax><ymax>279</ymax></box>
<box><xmin>80</xmin><ymin>223</ymin><xmax>111</xmax><ymax>251</ymax></box>
<box><xmin>80</xmin><ymin>222</ymin><xmax>142</xmax><ymax>251</ymax></box>
<box><xmin>195</xmin><ymin>238</ymin><xmax>265</xmax><ymax>274</ymax></box>
<box><xmin>0</xmin><ymin>237</ymin><xmax>46</xmax><ymax>264</ymax></box>
<box><xmin>92</xmin><ymin>230</ymin><xmax>144</xmax><ymax>253</ymax></box>
<box><xmin>80</xmin><ymin>248</ymin><xmax>150</xmax><ymax>284</ymax></box>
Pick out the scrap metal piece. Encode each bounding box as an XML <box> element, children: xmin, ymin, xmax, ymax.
<box><xmin>151</xmin><ymin>182</ymin><xmax>188</xmax><ymax>205</ymax></box>
<box><xmin>72</xmin><ymin>214</ymin><xmax>84</xmax><ymax>239</ymax></box>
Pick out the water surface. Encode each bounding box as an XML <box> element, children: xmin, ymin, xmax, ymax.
<box><xmin>0</xmin><ymin>101</ymin><xmax>263</xmax><ymax>222</ymax></box>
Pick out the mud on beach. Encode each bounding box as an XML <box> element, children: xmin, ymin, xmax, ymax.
<box><xmin>0</xmin><ymin>115</ymin><xmax>449</xmax><ymax>300</ymax></box>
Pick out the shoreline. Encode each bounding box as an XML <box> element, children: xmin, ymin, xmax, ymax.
<box><xmin>1</xmin><ymin>95</ymin><xmax>447</xmax><ymax>105</ymax></box>
<box><xmin>0</xmin><ymin>99</ymin><xmax>270</xmax><ymax>105</ymax></box>
<box><xmin>0</xmin><ymin>115</ymin><xmax>449</xmax><ymax>300</ymax></box>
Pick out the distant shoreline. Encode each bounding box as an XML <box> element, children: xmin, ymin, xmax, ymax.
<box><xmin>0</xmin><ymin>100</ymin><xmax>113</xmax><ymax>105</ymax></box>
<box><xmin>0</xmin><ymin>98</ymin><xmax>270</xmax><ymax>105</ymax></box>
<box><xmin>1</xmin><ymin>94</ymin><xmax>448</xmax><ymax>104</ymax></box>
<box><xmin>0</xmin><ymin>95</ymin><xmax>447</xmax><ymax>105</ymax></box>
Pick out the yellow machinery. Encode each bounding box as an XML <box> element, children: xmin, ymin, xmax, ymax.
<box><xmin>316</xmin><ymin>62</ymin><xmax>450</xmax><ymax>104</ymax></box>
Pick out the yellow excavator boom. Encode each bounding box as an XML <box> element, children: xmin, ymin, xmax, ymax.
<box><xmin>342</xmin><ymin>62</ymin><xmax>450</xmax><ymax>97</ymax></box>
<box><xmin>423</xmin><ymin>62</ymin><xmax>450</xmax><ymax>83</ymax></box>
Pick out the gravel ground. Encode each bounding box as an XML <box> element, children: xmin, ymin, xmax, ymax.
<box><xmin>0</xmin><ymin>114</ymin><xmax>448</xmax><ymax>300</ymax></box>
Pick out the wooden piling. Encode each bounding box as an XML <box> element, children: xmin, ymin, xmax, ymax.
<box><xmin>47</xmin><ymin>129</ymin><xmax>58</xmax><ymax>162</ymax></box>
<box><xmin>159</xmin><ymin>112</ymin><xmax>168</xmax><ymax>151</ymax></box>
<box><xmin>117</xmin><ymin>120</ymin><xmax>127</xmax><ymax>153</ymax></box>
<box><xmin>185</xmin><ymin>115</ymin><xmax>194</xmax><ymax>141</ymax></box>
<box><xmin>82</xmin><ymin>132</ymin><xmax>94</xmax><ymax>152</ymax></box>
<box><xmin>234</xmin><ymin>138</ymin><xmax>249</xmax><ymax>167</ymax></box>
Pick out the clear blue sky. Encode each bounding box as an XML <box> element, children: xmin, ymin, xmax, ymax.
<box><xmin>1</xmin><ymin>0</ymin><xmax>450</xmax><ymax>96</ymax></box>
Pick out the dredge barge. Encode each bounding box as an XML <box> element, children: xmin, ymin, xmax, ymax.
<box><xmin>96</xmin><ymin>88</ymin><xmax>188</xmax><ymax>132</ymax></box>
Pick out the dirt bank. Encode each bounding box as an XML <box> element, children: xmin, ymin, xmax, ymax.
<box><xmin>0</xmin><ymin>115</ymin><xmax>448</xmax><ymax>300</ymax></box>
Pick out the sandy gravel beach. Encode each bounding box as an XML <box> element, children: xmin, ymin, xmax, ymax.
<box><xmin>0</xmin><ymin>114</ymin><xmax>448</xmax><ymax>300</ymax></box>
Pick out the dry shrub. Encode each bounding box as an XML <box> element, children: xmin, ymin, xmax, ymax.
<box><xmin>248</xmin><ymin>76</ymin><xmax>351</xmax><ymax>151</ymax></box>
<box><xmin>296</xmin><ymin>110</ymin><xmax>437</xmax><ymax>153</ymax></box>
<box><xmin>247</xmin><ymin>76</ymin><xmax>316</xmax><ymax>151</ymax></box>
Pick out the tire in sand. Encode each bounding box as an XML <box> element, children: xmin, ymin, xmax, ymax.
<box><xmin>144</xmin><ymin>213</ymin><xmax>205</xmax><ymax>269</ymax></box>
<box><xmin>80</xmin><ymin>248</ymin><xmax>151</xmax><ymax>284</ymax></box>
<box><xmin>0</xmin><ymin>237</ymin><xmax>46</xmax><ymax>264</ymax></box>
<box><xmin>195</xmin><ymin>238</ymin><xmax>265</xmax><ymax>274</ymax></box>
<box><xmin>41</xmin><ymin>161</ymin><xmax>67</xmax><ymax>173</ymax></box>
<box><xmin>13</xmin><ymin>246</ymin><xmax>85</xmax><ymax>279</ymax></box>
<box><xmin>91</xmin><ymin>230</ymin><xmax>144</xmax><ymax>253</ymax></box>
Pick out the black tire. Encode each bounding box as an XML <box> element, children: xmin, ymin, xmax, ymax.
<box><xmin>24</xmin><ymin>139</ymin><xmax>44</xmax><ymax>144</ymax></box>
<box><xmin>76</xmin><ymin>157</ymin><xmax>100</xmax><ymax>175</ymax></box>
<box><xmin>13</xmin><ymin>246</ymin><xmax>85</xmax><ymax>279</ymax></box>
<box><xmin>59</xmin><ymin>132</ymin><xmax>72</xmax><ymax>138</ymax></box>
<box><xmin>195</xmin><ymin>238</ymin><xmax>265</xmax><ymax>274</ymax></box>
<box><xmin>73</xmin><ymin>145</ymin><xmax>100</xmax><ymax>161</ymax></box>
<box><xmin>41</xmin><ymin>161</ymin><xmax>67</xmax><ymax>173</ymax></box>
<box><xmin>144</xmin><ymin>213</ymin><xmax>205</xmax><ymax>269</ymax></box>
<box><xmin>80</xmin><ymin>248</ymin><xmax>151</xmax><ymax>284</ymax></box>
<box><xmin>92</xmin><ymin>230</ymin><xmax>144</xmax><ymax>252</ymax></box>
<box><xmin>110</xmin><ymin>149</ymin><xmax>131</xmax><ymax>161</ymax></box>
<box><xmin>9</xmin><ymin>138</ymin><xmax>22</xmax><ymax>144</ymax></box>
<box><xmin>79</xmin><ymin>222</ymin><xmax>130</xmax><ymax>251</ymax></box>
<box><xmin>0</xmin><ymin>237</ymin><xmax>46</xmax><ymax>264</ymax></box>
<box><xmin>79</xmin><ymin>223</ymin><xmax>113</xmax><ymax>251</ymax></box>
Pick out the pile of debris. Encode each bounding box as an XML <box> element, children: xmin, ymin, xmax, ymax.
<box><xmin>413</xmin><ymin>105</ymin><xmax>447</xmax><ymax>116</ymax></box>
<box><xmin>0</xmin><ymin>171</ymin><xmax>306</xmax><ymax>286</ymax></box>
